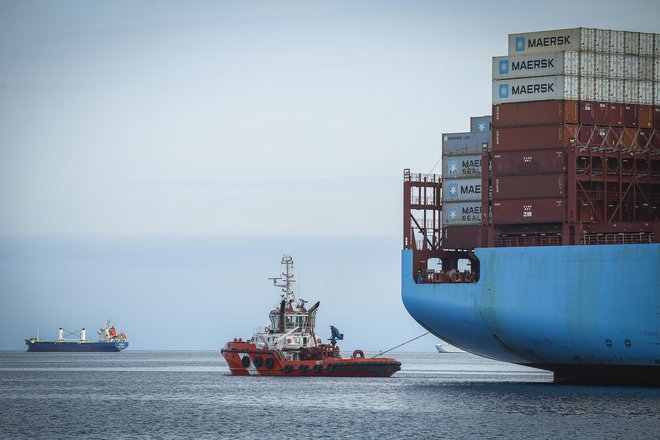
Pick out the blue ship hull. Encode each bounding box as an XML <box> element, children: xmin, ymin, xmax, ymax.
<box><xmin>401</xmin><ymin>244</ymin><xmax>660</xmax><ymax>385</ymax></box>
<box><xmin>26</xmin><ymin>341</ymin><xmax>128</xmax><ymax>352</ymax></box>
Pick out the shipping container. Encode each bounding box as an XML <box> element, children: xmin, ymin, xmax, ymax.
<box><xmin>639</xmin><ymin>33</ymin><xmax>654</xmax><ymax>56</ymax></box>
<box><xmin>580</xmin><ymin>76</ymin><xmax>596</xmax><ymax>101</ymax></box>
<box><xmin>594</xmin><ymin>53</ymin><xmax>610</xmax><ymax>77</ymax></box>
<box><xmin>494</xmin><ymin>125</ymin><xmax>578</xmax><ymax>151</ymax></box>
<box><xmin>442</xmin><ymin>178</ymin><xmax>482</xmax><ymax>202</ymax></box>
<box><xmin>580</xmin><ymin>101</ymin><xmax>595</xmax><ymax>125</ymax></box>
<box><xmin>580</xmin><ymin>52</ymin><xmax>595</xmax><ymax>76</ymax></box>
<box><xmin>639</xmin><ymin>81</ymin><xmax>653</xmax><ymax>106</ymax></box>
<box><xmin>470</xmin><ymin>116</ymin><xmax>492</xmax><ymax>133</ymax></box>
<box><xmin>623</xmin><ymin>31</ymin><xmax>639</xmax><ymax>55</ymax></box>
<box><xmin>442</xmin><ymin>202</ymin><xmax>483</xmax><ymax>226</ymax></box>
<box><xmin>492</xmin><ymin>150</ymin><xmax>566</xmax><ymax>176</ymax></box>
<box><xmin>579</xmin><ymin>126</ymin><xmax>613</xmax><ymax>148</ymax></box>
<box><xmin>623</xmin><ymin>55</ymin><xmax>639</xmax><ymax>79</ymax></box>
<box><xmin>623</xmin><ymin>104</ymin><xmax>639</xmax><ymax>127</ymax></box>
<box><xmin>639</xmin><ymin>57</ymin><xmax>654</xmax><ymax>81</ymax></box>
<box><xmin>442</xmin><ymin>132</ymin><xmax>491</xmax><ymax>156</ymax></box>
<box><xmin>508</xmin><ymin>28</ymin><xmax>582</xmax><ymax>55</ymax></box>
<box><xmin>655</xmin><ymin>106</ymin><xmax>660</xmax><ymax>128</ymax></box>
<box><xmin>495</xmin><ymin>174</ymin><xmax>566</xmax><ymax>200</ymax></box>
<box><xmin>607</xmin><ymin>103</ymin><xmax>624</xmax><ymax>126</ymax></box>
<box><xmin>492</xmin><ymin>51</ymin><xmax>578</xmax><ymax>80</ymax></box>
<box><xmin>610</xmin><ymin>30</ymin><xmax>625</xmax><ymax>54</ymax></box>
<box><xmin>595</xmin><ymin>29</ymin><xmax>610</xmax><ymax>53</ymax></box>
<box><xmin>656</xmin><ymin>34</ymin><xmax>660</xmax><ymax>58</ymax></box>
<box><xmin>638</xmin><ymin>105</ymin><xmax>653</xmax><ymax>129</ymax></box>
<box><xmin>580</xmin><ymin>28</ymin><xmax>597</xmax><ymax>53</ymax></box>
<box><xmin>655</xmin><ymin>82</ymin><xmax>660</xmax><ymax>106</ymax></box>
<box><xmin>655</xmin><ymin>59</ymin><xmax>660</xmax><ymax>81</ymax></box>
<box><xmin>594</xmin><ymin>78</ymin><xmax>609</xmax><ymax>102</ymax></box>
<box><xmin>623</xmin><ymin>80</ymin><xmax>639</xmax><ymax>104</ymax></box>
<box><xmin>442</xmin><ymin>155</ymin><xmax>483</xmax><ymax>178</ymax></box>
<box><xmin>594</xmin><ymin>101</ymin><xmax>608</xmax><ymax>125</ymax></box>
<box><xmin>492</xmin><ymin>198</ymin><xmax>565</xmax><ymax>224</ymax></box>
<box><xmin>442</xmin><ymin>225</ymin><xmax>482</xmax><ymax>249</ymax></box>
<box><xmin>609</xmin><ymin>78</ymin><xmax>624</xmax><ymax>102</ymax></box>
<box><xmin>492</xmin><ymin>100</ymin><xmax>578</xmax><ymax>127</ymax></box>
<box><xmin>609</xmin><ymin>54</ymin><xmax>624</xmax><ymax>78</ymax></box>
<box><xmin>492</xmin><ymin>75</ymin><xmax>579</xmax><ymax>104</ymax></box>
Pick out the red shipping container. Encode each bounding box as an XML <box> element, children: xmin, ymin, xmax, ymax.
<box><xmin>623</xmin><ymin>104</ymin><xmax>638</xmax><ymax>127</ymax></box>
<box><xmin>654</xmin><ymin>106</ymin><xmax>660</xmax><ymax>129</ymax></box>
<box><xmin>607</xmin><ymin>103</ymin><xmax>623</xmax><ymax>126</ymax></box>
<box><xmin>492</xmin><ymin>100</ymin><xmax>579</xmax><ymax>128</ymax></box>
<box><xmin>637</xmin><ymin>129</ymin><xmax>653</xmax><ymax>150</ymax></box>
<box><xmin>605</xmin><ymin>127</ymin><xmax>623</xmax><ymax>148</ymax></box>
<box><xmin>494</xmin><ymin>125</ymin><xmax>578</xmax><ymax>151</ymax></box>
<box><xmin>594</xmin><ymin>102</ymin><xmax>608</xmax><ymax>125</ymax></box>
<box><xmin>443</xmin><ymin>225</ymin><xmax>482</xmax><ymax>249</ymax></box>
<box><xmin>620</xmin><ymin>128</ymin><xmax>638</xmax><ymax>150</ymax></box>
<box><xmin>494</xmin><ymin>174</ymin><xmax>566</xmax><ymax>200</ymax></box>
<box><xmin>638</xmin><ymin>105</ymin><xmax>653</xmax><ymax>129</ymax></box>
<box><xmin>580</xmin><ymin>101</ymin><xmax>595</xmax><ymax>125</ymax></box>
<box><xmin>492</xmin><ymin>198</ymin><xmax>565</xmax><ymax>224</ymax></box>
<box><xmin>492</xmin><ymin>150</ymin><xmax>566</xmax><ymax>176</ymax></box>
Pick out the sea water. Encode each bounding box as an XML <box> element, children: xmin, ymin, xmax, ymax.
<box><xmin>1</xmin><ymin>351</ymin><xmax>658</xmax><ymax>439</ymax></box>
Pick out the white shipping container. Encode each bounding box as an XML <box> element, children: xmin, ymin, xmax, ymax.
<box><xmin>594</xmin><ymin>53</ymin><xmax>610</xmax><ymax>77</ymax></box>
<box><xmin>655</xmin><ymin>58</ymin><xmax>660</xmax><ymax>81</ymax></box>
<box><xmin>624</xmin><ymin>55</ymin><xmax>639</xmax><ymax>79</ymax></box>
<box><xmin>595</xmin><ymin>78</ymin><xmax>609</xmax><ymax>101</ymax></box>
<box><xmin>595</xmin><ymin>29</ymin><xmax>610</xmax><ymax>53</ymax></box>
<box><xmin>580</xmin><ymin>52</ymin><xmax>595</xmax><ymax>76</ymax></box>
<box><xmin>492</xmin><ymin>75</ymin><xmax>579</xmax><ymax>104</ymax></box>
<box><xmin>443</xmin><ymin>202</ymin><xmax>483</xmax><ymax>226</ymax></box>
<box><xmin>609</xmin><ymin>79</ymin><xmax>624</xmax><ymax>102</ymax></box>
<box><xmin>639</xmin><ymin>57</ymin><xmax>654</xmax><ymax>81</ymax></box>
<box><xmin>609</xmin><ymin>54</ymin><xmax>624</xmax><ymax>78</ymax></box>
<box><xmin>580</xmin><ymin>28</ymin><xmax>596</xmax><ymax>52</ymax></box>
<box><xmin>624</xmin><ymin>80</ymin><xmax>639</xmax><ymax>104</ymax></box>
<box><xmin>639</xmin><ymin>33</ymin><xmax>654</xmax><ymax>56</ymax></box>
<box><xmin>492</xmin><ymin>51</ymin><xmax>578</xmax><ymax>79</ymax></box>
<box><xmin>442</xmin><ymin>155</ymin><xmax>483</xmax><ymax>179</ymax></box>
<box><xmin>654</xmin><ymin>81</ymin><xmax>660</xmax><ymax>105</ymax></box>
<box><xmin>624</xmin><ymin>31</ymin><xmax>639</xmax><ymax>55</ymax></box>
<box><xmin>639</xmin><ymin>81</ymin><xmax>653</xmax><ymax>105</ymax></box>
<box><xmin>610</xmin><ymin>30</ymin><xmax>624</xmax><ymax>54</ymax></box>
<box><xmin>580</xmin><ymin>76</ymin><xmax>596</xmax><ymax>101</ymax></box>
<box><xmin>656</xmin><ymin>34</ymin><xmax>660</xmax><ymax>58</ymax></box>
<box><xmin>442</xmin><ymin>132</ymin><xmax>491</xmax><ymax>156</ymax></box>
<box><xmin>442</xmin><ymin>178</ymin><xmax>482</xmax><ymax>203</ymax></box>
<box><xmin>508</xmin><ymin>28</ymin><xmax>582</xmax><ymax>55</ymax></box>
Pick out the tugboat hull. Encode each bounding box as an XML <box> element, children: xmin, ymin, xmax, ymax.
<box><xmin>222</xmin><ymin>342</ymin><xmax>401</xmax><ymax>378</ymax></box>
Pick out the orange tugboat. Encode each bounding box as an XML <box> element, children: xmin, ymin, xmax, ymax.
<box><xmin>221</xmin><ymin>255</ymin><xmax>401</xmax><ymax>377</ymax></box>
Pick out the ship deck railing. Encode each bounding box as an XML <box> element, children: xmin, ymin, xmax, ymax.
<box><xmin>582</xmin><ymin>232</ymin><xmax>656</xmax><ymax>245</ymax></box>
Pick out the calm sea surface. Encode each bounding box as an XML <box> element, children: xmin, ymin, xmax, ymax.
<box><xmin>1</xmin><ymin>351</ymin><xmax>658</xmax><ymax>439</ymax></box>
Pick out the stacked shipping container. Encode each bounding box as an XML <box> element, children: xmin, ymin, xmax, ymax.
<box><xmin>490</xmin><ymin>28</ymin><xmax>659</xmax><ymax>238</ymax></box>
<box><xmin>440</xmin><ymin>118</ymin><xmax>491</xmax><ymax>248</ymax></box>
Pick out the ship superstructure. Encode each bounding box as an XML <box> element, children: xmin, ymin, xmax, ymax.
<box><xmin>402</xmin><ymin>27</ymin><xmax>659</xmax><ymax>385</ymax></box>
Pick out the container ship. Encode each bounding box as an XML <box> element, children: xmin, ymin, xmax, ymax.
<box><xmin>402</xmin><ymin>27</ymin><xmax>659</xmax><ymax>386</ymax></box>
<box><xmin>25</xmin><ymin>321</ymin><xmax>129</xmax><ymax>352</ymax></box>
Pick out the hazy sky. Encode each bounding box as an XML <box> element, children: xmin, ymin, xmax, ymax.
<box><xmin>1</xmin><ymin>1</ymin><xmax>658</xmax><ymax>350</ymax></box>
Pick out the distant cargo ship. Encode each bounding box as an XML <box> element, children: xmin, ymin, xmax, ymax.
<box><xmin>25</xmin><ymin>321</ymin><xmax>128</xmax><ymax>352</ymax></box>
<box><xmin>435</xmin><ymin>341</ymin><xmax>463</xmax><ymax>353</ymax></box>
<box><xmin>402</xmin><ymin>27</ymin><xmax>659</xmax><ymax>386</ymax></box>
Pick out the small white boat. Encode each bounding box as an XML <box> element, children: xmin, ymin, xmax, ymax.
<box><xmin>435</xmin><ymin>341</ymin><xmax>463</xmax><ymax>353</ymax></box>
